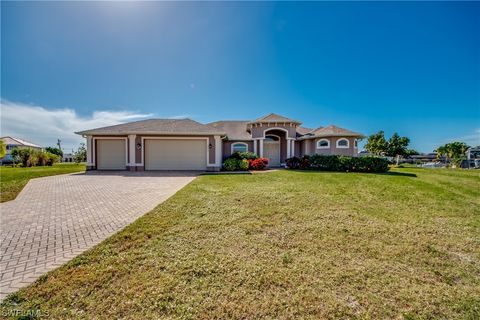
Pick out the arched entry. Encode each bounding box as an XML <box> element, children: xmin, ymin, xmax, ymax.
<box><xmin>263</xmin><ymin>134</ymin><xmax>281</xmax><ymax>167</ymax></box>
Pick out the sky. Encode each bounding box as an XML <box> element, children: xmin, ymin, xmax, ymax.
<box><xmin>1</xmin><ymin>1</ymin><xmax>479</xmax><ymax>153</ymax></box>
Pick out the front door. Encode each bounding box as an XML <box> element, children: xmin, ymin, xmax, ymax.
<box><xmin>263</xmin><ymin>135</ymin><xmax>281</xmax><ymax>167</ymax></box>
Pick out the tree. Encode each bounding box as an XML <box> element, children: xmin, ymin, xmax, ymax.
<box><xmin>45</xmin><ymin>146</ymin><xmax>63</xmax><ymax>157</ymax></box>
<box><xmin>436</xmin><ymin>142</ymin><xmax>469</xmax><ymax>167</ymax></box>
<box><xmin>386</xmin><ymin>133</ymin><xmax>410</xmax><ymax>165</ymax></box>
<box><xmin>365</xmin><ymin>131</ymin><xmax>388</xmax><ymax>155</ymax></box>
<box><xmin>0</xmin><ymin>141</ymin><xmax>6</xmax><ymax>159</ymax></box>
<box><xmin>73</xmin><ymin>143</ymin><xmax>87</xmax><ymax>164</ymax></box>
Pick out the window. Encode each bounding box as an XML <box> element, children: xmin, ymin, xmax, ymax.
<box><xmin>265</xmin><ymin>135</ymin><xmax>279</xmax><ymax>141</ymax></box>
<box><xmin>231</xmin><ymin>142</ymin><xmax>248</xmax><ymax>153</ymax></box>
<box><xmin>354</xmin><ymin>140</ymin><xmax>358</xmax><ymax>148</ymax></box>
<box><xmin>336</xmin><ymin>138</ymin><xmax>349</xmax><ymax>148</ymax></box>
<box><xmin>316</xmin><ymin>139</ymin><xmax>330</xmax><ymax>149</ymax></box>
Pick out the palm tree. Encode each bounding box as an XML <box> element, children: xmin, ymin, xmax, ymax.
<box><xmin>0</xmin><ymin>141</ymin><xmax>6</xmax><ymax>159</ymax></box>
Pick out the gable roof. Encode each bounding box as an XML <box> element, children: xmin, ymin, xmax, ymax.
<box><xmin>208</xmin><ymin>121</ymin><xmax>251</xmax><ymax>140</ymax></box>
<box><xmin>248</xmin><ymin>113</ymin><xmax>301</xmax><ymax>125</ymax></box>
<box><xmin>307</xmin><ymin>125</ymin><xmax>364</xmax><ymax>138</ymax></box>
<box><xmin>75</xmin><ymin>119</ymin><xmax>225</xmax><ymax>136</ymax></box>
<box><xmin>0</xmin><ymin>136</ymin><xmax>41</xmax><ymax>148</ymax></box>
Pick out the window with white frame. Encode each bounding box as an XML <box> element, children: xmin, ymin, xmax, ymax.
<box><xmin>316</xmin><ymin>139</ymin><xmax>330</xmax><ymax>149</ymax></box>
<box><xmin>336</xmin><ymin>138</ymin><xmax>349</xmax><ymax>148</ymax></box>
<box><xmin>354</xmin><ymin>140</ymin><xmax>358</xmax><ymax>148</ymax></box>
<box><xmin>231</xmin><ymin>142</ymin><xmax>248</xmax><ymax>153</ymax></box>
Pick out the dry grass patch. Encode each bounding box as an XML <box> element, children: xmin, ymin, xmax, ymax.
<box><xmin>1</xmin><ymin>168</ymin><xmax>479</xmax><ymax>319</ymax></box>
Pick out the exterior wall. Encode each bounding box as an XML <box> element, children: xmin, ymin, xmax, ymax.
<box><xmin>294</xmin><ymin>141</ymin><xmax>301</xmax><ymax>157</ymax></box>
<box><xmin>303</xmin><ymin>137</ymin><xmax>358</xmax><ymax>156</ymax></box>
<box><xmin>222</xmin><ymin>141</ymin><xmax>254</xmax><ymax>160</ymax></box>
<box><xmin>250</xmin><ymin>123</ymin><xmax>297</xmax><ymax>139</ymax></box>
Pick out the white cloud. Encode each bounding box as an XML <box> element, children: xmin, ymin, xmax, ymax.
<box><xmin>443</xmin><ymin>128</ymin><xmax>480</xmax><ymax>147</ymax></box>
<box><xmin>0</xmin><ymin>99</ymin><xmax>152</xmax><ymax>152</ymax></box>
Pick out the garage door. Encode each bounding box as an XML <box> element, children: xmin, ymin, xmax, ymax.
<box><xmin>145</xmin><ymin>139</ymin><xmax>207</xmax><ymax>170</ymax></box>
<box><xmin>96</xmin><ymin>139</ymin><xmax>126</xmax><ymax>170</ymax></box>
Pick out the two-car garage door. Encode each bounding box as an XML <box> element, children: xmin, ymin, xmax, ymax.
<box><xmin>144</xmin><ymin>139</ymin><xmax>207</xmax><ymax>170</ymax></box>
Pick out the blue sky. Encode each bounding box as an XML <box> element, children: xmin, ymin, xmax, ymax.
<box><xmin>1</xmin><ymin>1</ymin><xmax>479</xmax><ymax>152</ymax></box>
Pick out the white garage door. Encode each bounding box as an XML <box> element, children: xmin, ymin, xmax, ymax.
<box><xmin>96</xmin><ymin>139</ymin><xmax>126</xmax><ymax>170</ymax></box>
<box><xmin>145</xmin><ymin>139</ymin><xmax>207</xmax><ymax>170</ymax></box>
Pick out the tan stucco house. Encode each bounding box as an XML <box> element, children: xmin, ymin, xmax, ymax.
<box><xmin>76</xmin><ymin>113</ymin><xmax>364</xmax><ymax>171</ymax></box>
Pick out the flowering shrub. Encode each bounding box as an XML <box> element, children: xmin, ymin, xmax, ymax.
<box><xmin>248</xmin><ymin>158</ymin><xmax>269</xmax><ymax>170</ymax></box>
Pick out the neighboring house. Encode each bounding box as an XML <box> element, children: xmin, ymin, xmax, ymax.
<box><xmin>0</xmin><ymin>136</ymin><xmax>42</xmax><ymax>164</ymax></box>
<box><xmin>63</xmin><ymin>153</ymin><xmax>74</xmax><ymax>162</ymax></box>
<box><xmin>75</xmin><ymin>113</ymin><xmax>364</xmax><ymax>171</ymax></box>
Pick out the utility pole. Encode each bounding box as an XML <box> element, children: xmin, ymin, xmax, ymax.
<box><xmin>57</xmin><ymin>139</ymin><xmax>62</xmax><ymax>151</ymax></box>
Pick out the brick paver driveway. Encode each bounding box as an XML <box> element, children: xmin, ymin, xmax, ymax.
<box><xmin>0</xmin><ymin>171</ymin><xmax>198</xmax><ymax>300</ymax></box>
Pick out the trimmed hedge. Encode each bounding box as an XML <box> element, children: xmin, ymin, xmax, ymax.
<box><xmin>286</xmin><ymin>155</ymin><xmax>389</xmax><ymax>173</ymax></box>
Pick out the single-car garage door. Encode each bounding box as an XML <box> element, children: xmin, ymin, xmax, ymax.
<box><xmin>96</xmin><ymin>139</ymin><xmax>126</xmax><ymax>170</ymax></box>
<box><xmin>145</xmin><ymin>139</ymin><xmax>207</xmax><ymax>170</ymax></box>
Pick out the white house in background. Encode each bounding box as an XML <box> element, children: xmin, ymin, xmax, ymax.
<box><xmin>0</xmin><ymin>136</ymin><xmax>42</xmax><ymax>164</ymax></box>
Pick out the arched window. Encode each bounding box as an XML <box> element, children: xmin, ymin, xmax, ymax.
<box><xmin>231</xmin><ymin>142</ymin><xmax>248</xmax><ymax>153</ymax></box>
<box><xmin>316</xmin><ymin>139</ymin><xmax>330</xmax><ymax>149</ymax></box>
<box><xmin>354</xmin><ymin>140</ymin><xmax>358</xmax><ymax>148</ymax></box>
<box><xmin>265</xmin><ymin>135</ymin><xmax>280</xmax><ymax>141</ymax></box>
<box><xmin>336</xmin><ymin>138</ymin><xmax>349</xmax><ymax>148</ymax></box>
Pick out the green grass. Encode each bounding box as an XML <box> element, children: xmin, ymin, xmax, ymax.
<box><xmin>1</xmin><ymin>168</ymin><xmax>479</xmax><ymax>319</ymax></box>
<box><xmin>0</xmin><ymin>163</ymin><xmax>85</xmax><ymax>202</ymax></box>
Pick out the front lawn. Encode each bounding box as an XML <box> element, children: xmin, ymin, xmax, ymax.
<box><xmin>1</xmin><ymin>168</ymin><xmax>479</xmax><ymax>319</ymax></box>
<box><xmin>0</xmin><ymin>163</ymin><xmax>85</xmax><ymax>202</ymax></box>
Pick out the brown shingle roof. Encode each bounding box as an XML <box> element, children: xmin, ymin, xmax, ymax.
<box><xmin>208</xmin><ymin>121</ymin><xmax>251</xmax><ymax>140</ymax></box>
<box><xmin>248</xmin><ymin>113</ymin><xmax>301</xmax><ymax>125</ymax></box>
<box><xmin>296</xmin><ymin>126</ymin><xmax>314</xmax><ymax>135</ymax></box>
<box><xmin>75</xmin><ymin>119</ymin><xmax>225</xmax><ymax>136</ymax></box>
<box><xmin>308</xmin><ymin>125</ymin><xmax>364</xmax><ymax>138</ymax></box>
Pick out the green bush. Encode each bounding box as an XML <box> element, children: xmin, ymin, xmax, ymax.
<box><xmin>223</xmin><ymin>158</ymin><xmax>239</xmax><ymax>171</ymax></box>
<box><xmin>228</xmin><ymin>151</ymin><xmax>258</xmax><ymax>160</ymax></box>
<box><xmin>286</xmin><ymin>155</ymin><xmax>389</xmax><ymax>173</ymax></box>
<box><xmin>223</xmin><ymin>158</ymin><xmax>250</xmax><ymax>171</ymax></box>
<box><xmin>10</xmin><ymin>148</ymin><xmax>60</xmax><ymax>167</ymax></box>
<box><xmin>238</xmin><ymin>159</ymin><xmax>249</xmax><ymax>170</ymax></box>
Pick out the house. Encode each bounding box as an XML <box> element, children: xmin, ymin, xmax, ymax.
<box><xmin>0</xmin><ymin>136</ymin><xmax>42</xmax><ymax>164</ymax></box>
<box><xmin>75</xmin><ymin>113</ymin><xmax>364</xmax><ymax>171</ymax></box>
<box><xmin>63</xmin><ymin>153</ymin><xmax>74</xmax><ymax>163</ymax></box>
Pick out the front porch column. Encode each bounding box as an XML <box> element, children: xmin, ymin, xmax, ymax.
<box><xmin>214</xmin><ymin>135</ymin><xmax>222</xmax><ymax>167</ymax></box>
<box><xmin>128</xmin><ymin>134</ymin><xmax>136</xmax><ymax>170</ymax></box>
<box><xmin>286</xmin><ymin>138</ymin><xmax>291</xmax><ymax>158</ymax></box>
<box><xmin>291</xmin><ymin>139</ymin><xmax>295</xmax><ymax>157</ymax></box>
<box><xmin>259</xmin><ymin>139</ymin><xmax>264</xmax><ymax>157</ymax></box>
<box><xmin>253</xmin><ymin>139</ymin><xmax>257</xmax><ymax>155</ymax></box>
<box><xmin>86</xmin><ymin>135</ymin><xmax>93</xmax><ymax>169</ymax></box>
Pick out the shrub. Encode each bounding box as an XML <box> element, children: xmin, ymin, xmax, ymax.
<box><xmin>285</xmin><ymin>156</ymin><xmax>310</xmax><ymax>170</ymax></box>
<box><xmin>223</xmin><ymin>158</ymin><xmax>239</xmax><ymax>171</ymax></box>
<box><xmin>10</xmin><ymin>148</ymin><xmax>60</xmax><ymax>167</ymax></box>
<box><xmin>249</xmin><ymin>158</ymin><xmax>269</xmax><ymax>170</ymax></box>
<box><xmin>286</xmin><ymin>155</ymin><xmax>389</xmax><ymax>173</ymax></box>
<box><xmin>222</xmin><ymin>158</ymin><xmax>250</xmax><ymax>171</ymax></box>
<box><xmin>229</xmin><ymin>151</ymin><xmax>259</xmax><ymax>160</ymax></box>
<box><xmin>239</xmin><ymin>159</ymin><xmax>249</xmax><ymax>170</ymax></box>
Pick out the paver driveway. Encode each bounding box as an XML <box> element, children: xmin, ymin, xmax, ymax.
<box><xmin>0</xmin><ymin>171</ymin><xmax>198</xmax><ymax>300</ymax></box>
